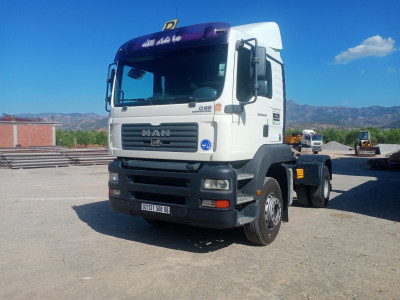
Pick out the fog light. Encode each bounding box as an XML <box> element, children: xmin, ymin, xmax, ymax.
<box><xmin>109</xmin><ymin>188</ymin><xmax>120</xmax><ymax>196</ymax></box>
<box><xmin>109</xmin><ymin>172</ymin><xmax>119</xmax><ymax>182</ymax></box>
<box><xmin>203</xmin><ymin>179</ymin><xmax>230</xmax><ymax>190</ymax></box>
<box><xmin>201</xmin><ymin>199</ymin><xmax>230</xmax><ymax>208</ymax></box>
<box><xmin>202</xmin><ymin>199</ymin><xmax>215</xmax><ymax>207</ymax></box>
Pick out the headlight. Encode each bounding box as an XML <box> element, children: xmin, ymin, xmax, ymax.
<box><xmin>109</xmin><ymin>172</ymin><xmax>119</xmax><ymax>182</ymax></box>
<box><xmin>203</xmin><ymin>179</ymin><xmax>230</xmax><ymax>191</ymax></box>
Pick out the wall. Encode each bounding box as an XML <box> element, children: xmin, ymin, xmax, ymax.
<box><xmin>0</xmin><ymin>123</ymin><xmax>57</xmax><ymax>148</ymax></box>
<box><xmin>0</xmin><ymin>124</ymin><xmax>14</xmax><ymax>147</ymax></box>
<box><xmin>17</xmin><ymin>125</ymin><xmax>53</xmax><ymax>147</ymax></box>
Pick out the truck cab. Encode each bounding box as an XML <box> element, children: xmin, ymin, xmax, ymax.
<box><xmin>106</xmin><ymin>21</ymin><xmax>332</xmax><ymax>245</ymax></box>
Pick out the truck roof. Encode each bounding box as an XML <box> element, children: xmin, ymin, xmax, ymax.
<box><xmin>114</xmin><ymin>21</ymin><xmax>283</xmax><ymax>62</ymax></box>
<box><xmin>232</xmin><ymin>22</ymin><xmax>282</xmax><ymax>51</ymax></box>
<box><xmin>115</xmin><ymin>22</ymin><xmax>230</xmax><ymax>62</ymax></box>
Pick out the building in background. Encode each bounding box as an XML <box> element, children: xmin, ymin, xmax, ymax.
<box><xmin>0</xmin><ymin>114</ymin><xmax>61</xmax><ymax>148</ymax></box>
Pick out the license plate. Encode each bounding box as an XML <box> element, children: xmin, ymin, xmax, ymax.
<box><xmin>141</xmin><ymin>203</ymin><xmax>170</xmax><ymax>215</ymax></box>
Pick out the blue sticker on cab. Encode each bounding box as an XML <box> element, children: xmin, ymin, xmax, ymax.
<box><xmin>200</xmin><ymin>139</ymin><xmax>212</xmax><ymax>151</ymax></box>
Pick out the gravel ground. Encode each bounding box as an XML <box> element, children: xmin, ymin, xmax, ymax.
<box><xmin>0</xmin><ymin>154</ymin><xmax>399</xmax><ymax>299</ymax></box>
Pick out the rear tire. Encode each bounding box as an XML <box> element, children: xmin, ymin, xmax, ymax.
<box><xmin>296</xmin><ymin>185</ymin><xmax>311</xmax><ymax>206</ymax></box>
<box><xmin>244</xmin><ymin>178</ymin><xmax>283</xmax><ymax>246</ymax></box>
<box><xmin>310</xmin><ymin>166</ymin><xmax>331</xmax><ymax>208</ymax></box>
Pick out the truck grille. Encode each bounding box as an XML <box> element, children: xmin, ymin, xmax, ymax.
<box><xmin>121</xmin><ymin>123</ymin><xmax>198</xmax><ymax>152</ymax></box>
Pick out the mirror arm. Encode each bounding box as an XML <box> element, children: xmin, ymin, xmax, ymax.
<box><xmin>105</xmin><ymin>96</ymin><xmax>110</xmax><ymax>112</ymax></box>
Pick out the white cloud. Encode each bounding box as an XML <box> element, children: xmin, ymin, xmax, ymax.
<box><xmin>387</xmin><ymin>66</ymin><xmax>396</xmax><ymax>73</ymax></box>
<box><xmin>334</xmin><ymin>35</ymin><xmax>396</xmax><ymax>64</ymax></box>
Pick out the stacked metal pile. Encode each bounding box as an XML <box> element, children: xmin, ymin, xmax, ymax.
<box><xmin>61</xmin><ymin>148</ymin><xmax>114</xmax><ymax>166</ymax></box>
<box><xmin>0</xmin><ymin>147</ymin><xmax>114</xmax><ymax>169</ymax></box>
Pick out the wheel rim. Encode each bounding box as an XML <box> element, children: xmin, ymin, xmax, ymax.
<box><xmin>323</xmin><ymin>177</ymin><xmax>329</xmax><ymax>199</ymax></box>
<box><xmin>264</xmin><ymin>193</ymin><xmax>281</xmax><ymax>229</ymax></box>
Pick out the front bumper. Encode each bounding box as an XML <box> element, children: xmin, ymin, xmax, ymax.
<box><xmin>108</xmin><ymin>158</ymin><xmax>238</xmax><ymax>229</ymax></box>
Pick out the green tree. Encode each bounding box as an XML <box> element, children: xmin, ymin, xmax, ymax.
<box><xmin>56</xmin><ymin>129</ymin><xmax>108</xmax><ymax>148</ymax></box>
<box><xmin>95</xmin><ymin>131</ymin><xmax>108</xmax><ymax>146</ymax></box>
<box><xmin>383</xmin><ymin>128</ymin><xmax>400</xmax><ymax>144</ymax></box>
<box><xmin>56</xmin><ymin>129</ymin><xmax>75</xmax><ymax>147</ymax></box>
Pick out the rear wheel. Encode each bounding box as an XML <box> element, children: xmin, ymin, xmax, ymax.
<box><xmin>296</xmin><ymin>185</ymin><xmax>311</xmax><ymax>206</ymax></box>
<box><xmin>310</xmin><ymin>166</ymin><xmax>331</xmax><ymax>208</ymax></box>
<box><xmin>244</xmin><ymin>178</ymin><xmax>283</xmax><ymax>246</ymax></box>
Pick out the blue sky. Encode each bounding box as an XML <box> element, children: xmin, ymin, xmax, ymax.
<box><xmin>1</xmin><ymin>0</ymin><xmax>399</xmax><ymax>115</ymax></box>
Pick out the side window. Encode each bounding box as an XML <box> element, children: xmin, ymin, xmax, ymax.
<box><xmin>236</xmin><ymin>47</ymin><xmax>253</xmax><ymax>102</ymax></box>
<box><xmin>266</xmin><ymin>59</ymin><xmax>273</xmax><ymax>98</ymax></box>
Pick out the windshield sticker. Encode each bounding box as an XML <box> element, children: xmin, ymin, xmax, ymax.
<box><xmin>200</xmin><ymin>139</ymin><xmax>212</xmax><ymax>151</ymax></box>
<box><xmin>142</xmin><ymin>35</ymin><xmax>182</xmax><ymax>48</ymax></box>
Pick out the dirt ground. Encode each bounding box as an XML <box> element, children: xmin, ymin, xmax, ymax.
<box><xmin>0</xmin><ymin>152</ymin><xmax>399</xmax><ymax>299</ymax></box>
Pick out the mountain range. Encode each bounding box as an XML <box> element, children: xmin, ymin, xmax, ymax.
<box><xmin>13</xmin><ymin>101</ymin><xmax>400</xmax><ymax>130</ymax></box>
<box><xmin>286</xmin><ymin>101</ymin><xmax>400</xmax><ymax>129</ymax></box>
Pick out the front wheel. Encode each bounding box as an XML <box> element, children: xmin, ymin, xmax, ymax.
<box><xmin>244</xmin><ymin>177</ymin><xmax>283</xmax><ymax>246</ymax></box>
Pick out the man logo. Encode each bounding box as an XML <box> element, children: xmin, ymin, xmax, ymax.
<box><xmin>142</xmin><ymin>129</ymin><xmax>171</xmax><ymax>137</ymax></box>
<box><xmin>163</xmin><ymin>19</ymin><xmax>179</xmax><ymax>31</ymax></box>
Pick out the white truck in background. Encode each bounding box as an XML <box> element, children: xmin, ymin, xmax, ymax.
<box><xmin>285</xmin><ymin>129</ymin><xmax>323</xmax><ymax>154</ymax></box>
<box><xmin>105</xmin><ymin>20</ymin><xmax>332</xmax><ymax>245</ymax></box>
<box><xmin>301</xmin><ymin>130</ymin><xmax>323</xmax><ymax>154</ymax></box>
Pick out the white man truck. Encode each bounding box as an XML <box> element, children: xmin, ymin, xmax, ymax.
<box><xmin>301</xmin><ymin>130</ymin><xmax>323</xmax><ymax>154</ymax></box>
<box><xmin>106</xmin><ymin>21</ymin><xmax>332</xmax><ymax>245</ymax></box>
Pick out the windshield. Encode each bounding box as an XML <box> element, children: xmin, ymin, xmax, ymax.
<box><xmin>114</xmin><ymin>44</ymin><xmax>227</xmax><ymax>107</ymax></box>
<box><xmin>311</xmin><ymin>134</ymin><xmax>322</xmax><ymax>141</ymax></box>
<box><xmin>358</xmin><ymin>131</ymin><xmax>369</xmax><ymax>140</ymax></box>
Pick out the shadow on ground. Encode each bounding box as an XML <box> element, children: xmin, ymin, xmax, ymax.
<box><xmin>293</xmin><ymin>156</ymin><xmax>400</xmax><ymax>222</ymax></box>
<box><xmin>329</xmin><ymin>157</ymin><xmax>400</xmax><ymax>222</ymax></box>
<box><xmin>72</xmin><ymin>201</ymin><xmax>250</xmax><ymax>253</ymax></box>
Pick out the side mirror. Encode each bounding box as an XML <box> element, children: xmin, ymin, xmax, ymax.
<box><xmin>105</xmin><ymin>63</ymin><xmax>117</xmax><ymax>112</ymax></box>
<box><xmin>108</xmin><ymin>68</ymin><xmax>116</xmax><ymax>86</ymax></box>
<box><xmin>254</xmin><ymin>46</ymin><xmax>268</xmax><ymax>97</ymax></box>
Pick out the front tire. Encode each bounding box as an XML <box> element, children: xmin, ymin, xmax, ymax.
<box><xmin>244</xmin><ymin>178</ymin><xmax>283</xmax><ymax>246</ymax></box>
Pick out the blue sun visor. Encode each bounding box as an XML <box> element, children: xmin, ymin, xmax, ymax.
<box><xmin>115</xmin><ymin>22</ymin><xmax>230</xmax><ymax>62</ymax></box>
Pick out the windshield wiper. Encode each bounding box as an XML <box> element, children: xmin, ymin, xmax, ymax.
<box><xmin>142</xmin><ymin>97</ymin><xmax>154</xmax><ymax>105</ymax></box>
<box><xmin>169</xmin><ymin>95</ymin><xmax>197</xmax><ymax>103</ymax></box>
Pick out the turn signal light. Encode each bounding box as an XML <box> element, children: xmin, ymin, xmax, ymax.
<box><xmin>215</xmin><ymin>200</ymin><xmax>230</xmax><ymax>208</ymax></box>
<box><xmin>296</xmin><ymin>168</ymin><xmax>304</xmax><ymax>179</ymax></box>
